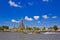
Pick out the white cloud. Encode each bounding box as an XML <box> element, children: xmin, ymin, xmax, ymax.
<box><xmin>11</xmin><ymin>19</ymin><xmax>20</xmax><ymax>23</ymax></box>
<box><xmin>9</xmin><ymin>0</ymin><xmax>23</xmax><ymax>8</ymax></box>
<box><xmin>34</xmin><ymin>16</ymin><xmax>40</xmax><ymax>20</ymax></box>
<box><xmin>37</xmin><ymin>21</ymin><xmax>40</xmax><ymax>23</ymax></box>
<box><xmin>42</xmin><ymin>15</ymin><xmax>49</xmax><ymax>19</ymax></box>
<box><xmin>42</xmin><ymin>0</ymin><xmax>49</xmax><ymax>2</ymax></box>
<box><xmin>52</xmin><ymin>16</ymin><xmax>57</xmax><ymax>19</ymax></box>
<box><xmin>28</xmin><ymin>2</ymin><xmax>33</xmax><ymax>6</ymax></box>
<box><xmin>25</xmin><ymin>16</ymin><xmax>33</xmax><ymax>21</ymax></box>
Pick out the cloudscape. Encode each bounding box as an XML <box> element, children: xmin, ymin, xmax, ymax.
<box><xmin>0</xmin><ymin>0</ymin><xmax>60</xmax><ymax>28</ymax></box>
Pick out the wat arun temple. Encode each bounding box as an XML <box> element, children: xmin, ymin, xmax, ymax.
<box><xmin>12</xmin><ymin>20</ymin><xmax>25</xmax><ymax>32</ymax></box>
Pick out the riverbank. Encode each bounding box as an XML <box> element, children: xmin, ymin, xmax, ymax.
<box><xmin>43</xmin><ymin>32</ymin><xmax>60</xmax><ymax>34</ymax></box>
<box><xmin>0</xmin><ymin>30</ymin><xmax>60</xmax><ymax>34</ymax></box>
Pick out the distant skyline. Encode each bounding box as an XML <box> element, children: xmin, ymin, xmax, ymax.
<box><xmin>0</xmin><ymin>0</ymin><xmax>60</xmax><ymax>28</ymax></box>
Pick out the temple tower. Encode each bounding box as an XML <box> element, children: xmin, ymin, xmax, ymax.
<box><xmin>19</xmin><ymin>20</ymin><xmax>25</xmax><ymax>29</ymax></box>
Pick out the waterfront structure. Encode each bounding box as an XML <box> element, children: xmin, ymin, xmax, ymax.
<box><xmin>57</xmin><ymin>28</ymin><xmax>60</xmax><ymax>31</ymax></box>
<box><xmin>48</xmin><ymin>27</ymin><xmax>55</xmax><ymax>31</ymax></box>
<box><xmin>12</xmin><ymin>25</ymin><xmax>17</xmax><ymax>32</ymax></box>
<box><xmin>19</xmin><ymin>20</ymin><xmax>25</xmax><ymax>28</ymax></box>
<box><xmin>18</xmin><ymin>20</ymin><xmax>25</xmax><ymax>31</ymax></box>
<box><xmin>40</xmin><ymin>28</ymin><xmax>48</xmax><ymax>31</ymax></box>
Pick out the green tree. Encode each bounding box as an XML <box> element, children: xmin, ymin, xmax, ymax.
<box><xmin>1</xmin><ymin>26</ymin><xmax>9</xmax><ymax>29</ymax></box>
<box><xmin>33</xmin><ymin>27</ymin><xmax>40</xmax><ymax>30</ymax></box>
<box><xmin>0</xmin><ymin>27</ymin><xmax>3</xmax><ymax>30</ymax></box>
<box><xmin>25</xmin><ymin>26</ymin><xmax>32</xmax><ymax>30</ymax></box>
<box><xmin>53</xmin><ymin>25</ymin><xmax>58</xmax><ymax>31</ymax></box>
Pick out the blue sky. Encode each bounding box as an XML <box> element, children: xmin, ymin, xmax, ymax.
<box><xmin>0</xmin><ymin>0</ymin><xmax>60</xmax><ymax>28</ymax></box>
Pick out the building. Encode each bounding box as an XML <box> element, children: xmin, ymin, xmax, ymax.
<box><xmin>57</xmin><ymin>28</ymin><xmax>60</xmax><ymax>31</ymax></box>
<box><xmin>19</xmin><ymin>20</ymin><xmax>25</xmax><ymax>28</ymax></box>
<box><xmin>18</xmin><ymin>20</ymin><xmax>25</xmax><ymax>31</ymax></box>
<box><xmin>12</xmin><ymin>25</ymin><xmax>18</xmax><ymax>32</ymax></box>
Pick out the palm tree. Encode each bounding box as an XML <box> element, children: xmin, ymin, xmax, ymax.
<box><xmin>25</xmin><ymin>26</ymin><xmax>32</xmax><ymax>30</ymax></box>
<box><xmin>33</xmin><ymin>26</ymin><xmax>40</xmax><ymax>31</ymax></box>
<box><xmin>53</xmin><ymin>25</ymin><xmax>58</xmax><ymax>31</ymax></box>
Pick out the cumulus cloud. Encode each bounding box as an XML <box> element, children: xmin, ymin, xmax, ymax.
<box><xmin>52</xmin><ymin>16</ymin><xmax>57</xmax><ymax>19</ymax></box>
<box><xmin>42</xmin><ymin>0</ymin><xmax>49</xmax><ymax>2</ymax></box>
<box><xmin>42</xmin><ymin>15</ymin><xmax>49</xmax><ymax>19</ymax></box>
<box><xmin>34</xmin><ymin>16</ymin><xmax>40</xmax><ymax>20</ymax></box>
<box><xmin>25</xmin><ymin>16</ymin><xmax>33</xmax><ymax>21</ymax></box>
<box><xmin>11</xmin><ymin>19</ymin><xmax>20</xmax><ymax>23</ymax></box>
<box><xmin>9</xmin><ymin>0</ymin><xmax>23</xmax><ymax>8</ymax></box>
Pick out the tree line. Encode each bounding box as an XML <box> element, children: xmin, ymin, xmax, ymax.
<box><xmin>0</xmin><ymin>25</ymin><xmax>59</xmax><ymax>31</ymax></box>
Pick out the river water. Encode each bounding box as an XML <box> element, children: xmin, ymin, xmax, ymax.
<box><xmin>0</xmin><ymin>32</ymin><xmax>60</xmax><ymax>40</ymax></box>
